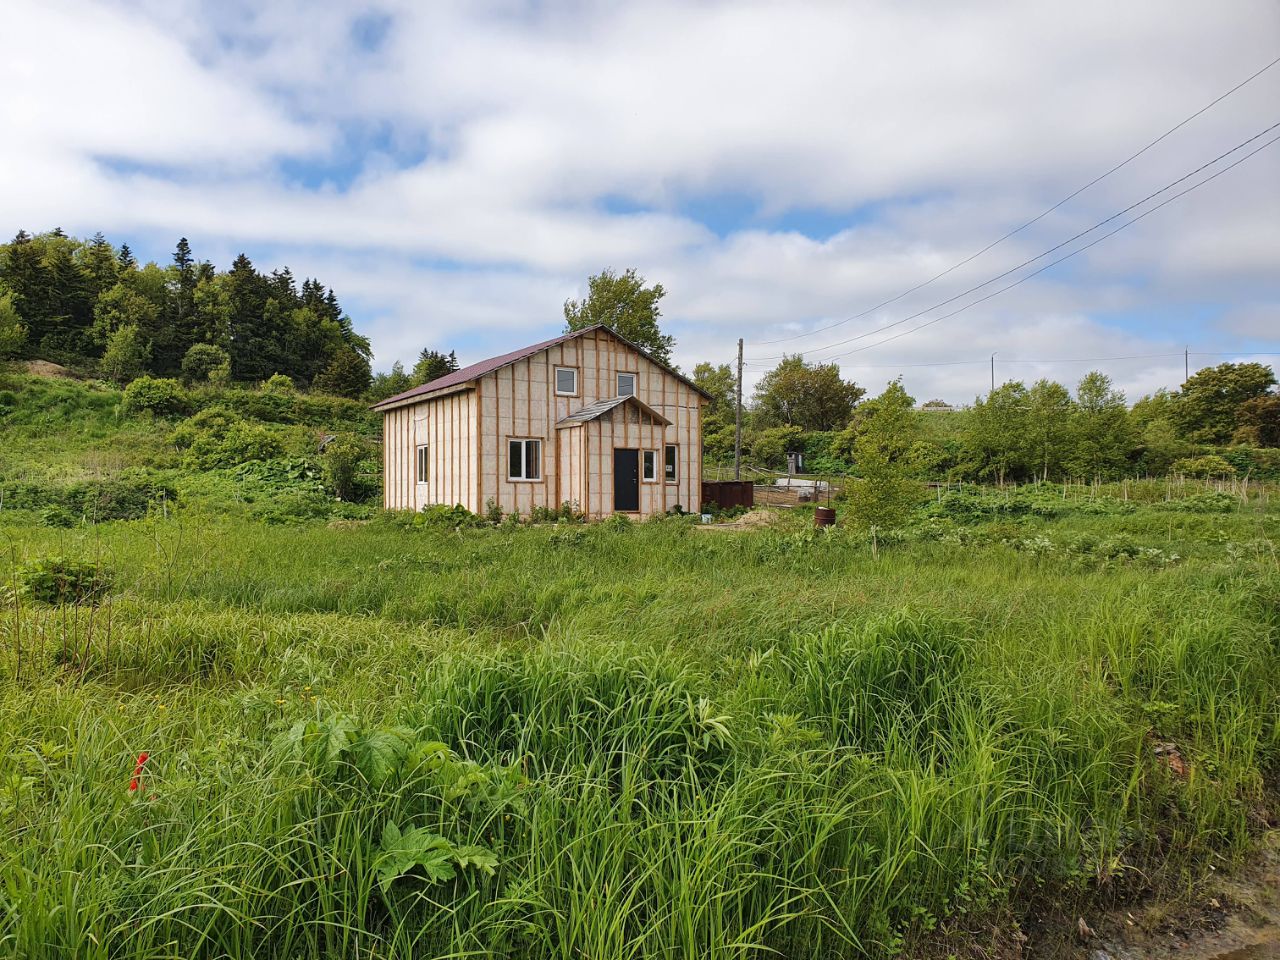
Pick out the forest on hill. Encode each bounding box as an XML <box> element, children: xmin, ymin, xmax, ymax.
<box><xmin>0</xmin><ymin>229</ymin><xmax>381</xmax><ymax>397</ymax></box>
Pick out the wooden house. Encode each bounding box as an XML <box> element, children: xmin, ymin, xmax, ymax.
<box><xmin>374</xmin><ymin>324</ymin><xmax>709</xmax><ymax>519</ymax></box>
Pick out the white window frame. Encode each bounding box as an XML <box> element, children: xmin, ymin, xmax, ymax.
<box><xmin>507</xmin><ymin>438</ymin><xmax>542</xmax><ymax>482</ymax></box>
<box><xmin>664</xmin><ymin>444</ymin><xmax>678</xmax><ymax>484</ymax></box>
<box><xmin>416</xmin><ymin>444</ymin><xmax>429</xmax><ymax>484</ymax></box>
<box><xmin>642</xmin><ymin>449</ymin><xmax>658</xmax><ymax>482</ymax></box>
<box><xmin>617</xmin><ymin>372</ymin><xmax>637</xmax><ymax>397</ymax></box>
<box><xmin>554</xmin><ymin>366</ymin><xmax>579</xmax><ymax>397</ymax></box>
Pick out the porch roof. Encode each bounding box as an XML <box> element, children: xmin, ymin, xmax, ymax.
<box><xmin>555</xmin><ymin>394</ymin><xmax>672</xmax><ymax>428</ymax></box>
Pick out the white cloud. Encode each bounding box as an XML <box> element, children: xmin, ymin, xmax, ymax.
<box><xmin>1</xmin><ymin>0</ymin><xmax>1278</xmax><ymax>402</ymax></box>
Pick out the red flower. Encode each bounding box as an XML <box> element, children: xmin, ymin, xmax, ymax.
<box><xmin>128</xmin><ymin>752</ymin><xmax>150</xmax><ymax>792</ymax></box>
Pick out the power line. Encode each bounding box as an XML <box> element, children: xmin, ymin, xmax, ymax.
<box><xmin>746</xmin><ymin>123</ymin><xmax>1280</xmax><ymax>365</ymax></box>
<box><xmin>742</xmin><ymin>351</ymin><xmax>1280</xmax><ymax>371</ymax></box>
<box><xmin>813</xmin><ymin>132</ymin><xmax>1280</xmax><ymax>363</ymax></box>
<box><xmin>752</xmin><ymin>53</ymin><xmax>1280</xmax><ymax>348</ymax></box>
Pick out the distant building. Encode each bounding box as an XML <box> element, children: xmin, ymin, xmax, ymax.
<box><xmin>373</xmin><ymin>324</ymin><xmax>709</xmax><ymax>519</ymax></box>
<box><xmin>919</xmin><ymin>400</ymin><xmax>957</xmax><ymax>413</ymax></box>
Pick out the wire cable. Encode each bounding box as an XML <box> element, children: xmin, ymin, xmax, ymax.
<box><xmin>746</xmin><ymin>121</ymin><xmax>1280</xmax><ymax>363</ymax></box>
<box><xmin>752</xmin><ymin>53</ymin><xmax>1280</xmax><ymax>347</ymax></box>
<box><xmin>807</xmin><ymin>131</ymin><xmax>1280</xmax><ymax>363</ymax></box>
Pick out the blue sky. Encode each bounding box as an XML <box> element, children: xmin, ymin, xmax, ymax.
<box><xmin>3</xmin><ymin>0</ymin><xmax>1278</xmax><ymax>403</ymax></box>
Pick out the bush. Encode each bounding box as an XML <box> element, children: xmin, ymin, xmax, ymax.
<box><xmin>16</xmin><ymin>557</ymin><xmax>114</xmax><ymax>605</ymax></box>
<box><xmin>121</xmin><ymin>377</ymin><xmax>190</xmax><ymax>418</ymax></box>
<box><xmin>1172</xmin><ymin>455</ymin><xmax>1237</xmax><ymax>479</ymax></box>
<box><xmin>172</xmin><ymin>407</ymin><xmax>285</xmax><ymax>469</ymax></box>
<box><xmin>322</xmin><ymin>435</ymin><xmax>373</xmax><ymax>502</ymax></box>
<box><xmin>417</xmin><ymin>504</ymin><xmax>486</xmax><ymax>529</ymax></box>
<box><xmin>529</xmin><ymin>502</ymin><xmax>585</xmax><ymax>524</ymax></box>
<box><xmin>263</xmin><ymin>373</ymin><xmax>296</xmax><ymax>395</ymax></box>
<box><xmin>220</xmin><ymin>422</ymin><xmax>284</xmax><ymax>465</ymax></box>
<box><xmin>181</xmin><ymin>344</ymin><xmax>231</xmax><ymax>384</ymax></box>
<box><xmin>0</xmin><ymin>472</ymin><xmax>175</xmax><ymax>524</ymax></box>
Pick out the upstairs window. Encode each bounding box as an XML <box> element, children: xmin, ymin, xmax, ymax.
<box><xmin>416</xmin><ymin>444</ymin><xmax>429</xmax><ymax>484</ymax></box>
<box><xmin>664</xmin><ymin>444</ymin><xmax>678</xmax><ymax>484</ymax></box>
<box><xmin>508</xmin><ymin>438</ymin><xmax>542</xmax><ymax>481</ymax></box>
<box><xmin>642</xmin><ymin>449</ymin><xmax>657</xmax><ymax>482</ymax></box>
<box><xmin>617</xmin><ymin>372</ymin><xmax>636</xmax><ymax>397</ymax></box>
<box><xmin>555</xmin><ymin>366</ymin><xmax>579</xmax><ymax>396</ymax></box>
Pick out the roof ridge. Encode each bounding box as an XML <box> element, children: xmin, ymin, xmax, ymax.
<box><xmin>371</xmin><ymin>323</ymin><xmax>709</xmax><ymax>411</ymax></box>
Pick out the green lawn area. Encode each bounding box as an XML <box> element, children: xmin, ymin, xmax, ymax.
<box><xmin>1</xmin><ymin>490</ymin><xmax>1277</xmax><ymax>958</ymax></box>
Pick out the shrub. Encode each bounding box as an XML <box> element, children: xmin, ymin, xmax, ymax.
<box><xmin>263</xmin><ymin>373</ymin><xmax>296</xmax><ymax>395</ymax></box>
<box><xmin>322</xmin><ymin>435</ymin><xmax>371</xmax><ymax>502</ymax></box>
<box><xmin>121</xmin><ymin>377</ymin><xmax>190</xmax><ymax>418</ymax></box>
<box><xmin>99</xmin><ymin>324</ymin><xmax>150</xmax><ymax>385</ymax></box>
<box><xmin>169</xmin><ymin>406</ymin><xmax>244</xmax><ymax>450</ymax></box>
<box><xmin>417</xmin><ymin>504</ymin><xmax>486</xmax><ymax>529</ymax></box>
<box><xmin>181</xmin><ymin>343</ymin><xmax>230</xmax><ymax>384</ymax></box>
<box><xmin>16</xmin><ymin>557</ymin><xmax>113</xmax><ymax>605</ymax></box>
<box><xmin>529</xmin><ymin>502</ymin><xmax>585</xmax><ymax>524</ymax></box>
<box><xmin>220</xmin><ymin>422</ymin><xmax>284</xmax><ymax>465</ymax></box>
<box><xmin>0</xmin><ymin>473</ymin><xmax>175</xmax><ymax>524</ymax></box>
<box><xmin>173</xmin><ymin>407</ymin><xmax>285</xmax><ymax>469</ymax></box>
<box><xmin>1171</xmin><ymin>455</ymin><xmax>1236</xmax><ymax>479</ymax></box>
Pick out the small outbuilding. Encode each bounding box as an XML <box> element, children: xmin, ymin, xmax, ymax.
<box><xmin>373</xmin><ymin>324</ymin><xmax>709</xmax><ymax>519</ymax></box>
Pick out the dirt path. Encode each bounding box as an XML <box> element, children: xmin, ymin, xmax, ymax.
<box><xmin>1089</xmin><ymin>832</ymin><xmax>1280</xmax><ymax>960</ymax></box>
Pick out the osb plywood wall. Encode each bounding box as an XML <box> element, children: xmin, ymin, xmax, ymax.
<box><xmin>384</xmin><ymin>328</ymin><xmax>702</xmax><ymax>518</ymax></box>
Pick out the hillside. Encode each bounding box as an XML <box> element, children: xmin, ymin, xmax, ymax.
<box><xmin>0</xmin><ymin>369</ymin><xmax>380</xmax><ymax>526</ymax></box>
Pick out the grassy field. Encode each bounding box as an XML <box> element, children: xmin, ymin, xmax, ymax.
<box><xmin>1</xmin><ymin>480</ymin><xmax>1278</xmax><ymax>958</ymax></box>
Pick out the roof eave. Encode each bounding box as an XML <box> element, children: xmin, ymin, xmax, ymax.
<box><xmin>371</xmin><ymin>380</ymin><xmax>476</xmax><ymax>412</ymax></box>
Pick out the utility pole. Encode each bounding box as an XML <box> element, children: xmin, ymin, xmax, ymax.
<box><xmin>734</xmin><ymin>338</ymin><xmax>744</xmax><ymax>481</ymax></box>
<box><xmin>990</xmin><ymin>353</ymin><xmax>996</xmax><ymax>393</ymax></box>
<box><xmin>1184</xmin><ymin>346</ymin><xmax>1189</xmax><ymax>384</ymax></box>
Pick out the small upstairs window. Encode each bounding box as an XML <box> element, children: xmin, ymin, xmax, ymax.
<box><xmin>617</xmin><ymin>372</ymin><xmax>636</xmax><ymax>397</ymax></box>
<box><xmin>555</xmin><ymin>367</ymin><xmax>578</xmax><ymax>396</ymax></box>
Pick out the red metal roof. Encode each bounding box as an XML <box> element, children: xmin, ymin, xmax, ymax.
<box><xmin>371</xmin><ymin>323</ymin><xmax>710</xmax><ymax>410</ymax></box>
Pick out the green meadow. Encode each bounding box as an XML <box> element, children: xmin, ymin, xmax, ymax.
<box><xmin>1</xmin><ymin>372</ymin><xmax>1278</xmax><ymax>958</ymax></box>
<box><xmin>1</xmin><ymin>490</ymin><xmax>1277</xmax><ymax>958</ymax></box>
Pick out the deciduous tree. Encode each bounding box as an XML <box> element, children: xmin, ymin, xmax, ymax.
<box><xmin>752</xmin><ymin>355</ymin><xmax>863</xmax><ymax>431</ymax></box>
<box><xmin>564</xmin><ymin>267</ymin><xmax>674</xmax><ymax>364</ymax></box>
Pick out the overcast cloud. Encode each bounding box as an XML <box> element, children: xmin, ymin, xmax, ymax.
<box><xmin>3</xmin><ymin>0</ymin><xmax>1278</xmax><ymax>403</ymax></box>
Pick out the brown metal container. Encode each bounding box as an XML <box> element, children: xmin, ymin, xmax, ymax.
<box><xmin>814</xmin><ymin>506</ymin><xmax>836</xmax><ymax>528</ymax></box>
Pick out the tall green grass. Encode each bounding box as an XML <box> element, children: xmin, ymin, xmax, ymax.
<box><xmin>0</xmin><ymin>501</ymin><xmax>1277</xmax><ymax>958</ymax></box>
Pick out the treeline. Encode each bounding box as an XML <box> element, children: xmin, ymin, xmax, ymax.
<box><xmin>0</xmin><ymin>229</ymin><xmax>377</xmax><ymax>396</ymax></box>
<box><xmin>696</xmin><ymin>355</ymin><xmax>1280</xmax><ymax>482</ymax></box>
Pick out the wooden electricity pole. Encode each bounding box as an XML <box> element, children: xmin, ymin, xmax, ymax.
<box><xmin>734</xmin><ymin>338</ymin><xmax>744</xmax><ymax>481</ymax></box>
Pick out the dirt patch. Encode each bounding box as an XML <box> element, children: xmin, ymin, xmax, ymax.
<box><xmin>693</xmin><ymin>508</ymin><xmax>785</xmax><ymax>531</ymax></box>
<box><xmin>22</xmin><ymin>359</ymin><xmax>75</xmax><ymax>378</ymax></box>
<box><xmin>912</xmin><ymin>832</ymin><xmax>1280</xmax><ymax>960</ymax></box>
<box><xmin>1075</xmin><ymin>831</ymin><xmax>1280</xmax><ymax>960</ymax></box>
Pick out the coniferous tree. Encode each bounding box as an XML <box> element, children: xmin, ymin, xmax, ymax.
<box><xmin>411</xmin><ymin>348</ymin><xmax>460</xmax><ymax>386</ymax></box>
<box><xmin>171</xmin><ymin>238</ymin><xmax>196</xmax><ymax>321</ymax></box>
<box><xmin>83</xmin><ymin>233</ymin><xmax>118</xmax><ymax>298</ymax></box>
<box><xmin>1</xmin><ymin>228</ymin><xmax>373</xmax><ymax>387</ymax></box>
<box><xmin>313</xmin><ymin>345</ymin><xmax>372</xmax><ymax>399</ymax></box>
<box><xmin>225</xmin><ymin>253</ymin><xmax>271</xmax><ymax>381</ymax></box>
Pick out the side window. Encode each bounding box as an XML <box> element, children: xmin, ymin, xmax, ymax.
<box><xmin>416</xmin><ymin>444</ymin><xmax>429</xmax><ymax>484</ymax></box>
<box><xmin>617</xmin><ymin>372</ymin><xmax>636</xmax><ymax>397</ymax></box>
<box><xmin>508</xmin><ymin>438</ymin><xmax>542</xmax><ymax>481</ymax></box>
<box><xmin>664</xmin><ymin>444</ymin><xmax>678</xmax><ymax>483</ymax></box>
<box><xmin>642</xmin><ymin>449</ymin><xmax>657</xmax><ymax>482</ymax></box>
<box><xmin>555</xmin><ymin>367</ymin><xmax>578</xmax><ymax>396</ymax></box>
